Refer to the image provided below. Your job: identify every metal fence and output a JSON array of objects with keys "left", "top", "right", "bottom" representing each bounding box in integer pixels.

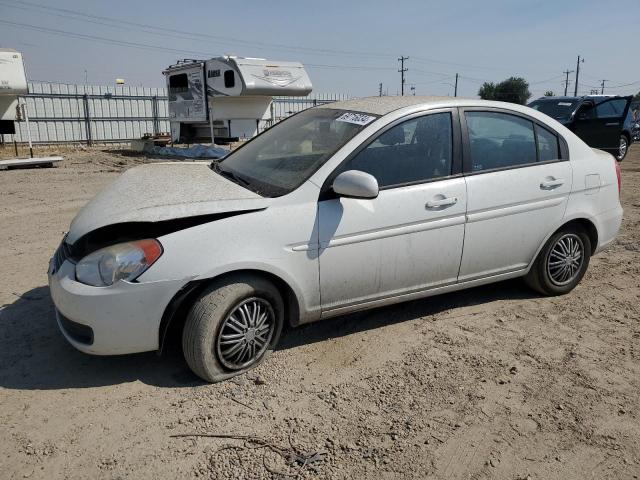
[
  {"left": 1, "top": 82, "right": 348, "bottom": 145},
  {"left": 271, "top": 93, "right": 351, "bottom": 123}
]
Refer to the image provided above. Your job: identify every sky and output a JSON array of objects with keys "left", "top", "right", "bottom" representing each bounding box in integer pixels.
[{"left": 1, "top": 0, "right": 639, "bottom": 99}]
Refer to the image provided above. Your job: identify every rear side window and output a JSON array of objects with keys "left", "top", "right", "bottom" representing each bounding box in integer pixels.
[
  {"left": 595, "top": 99, "right": 627, "bottom": 119},
  {"left": 340, "top": 112, "right": 453, "bottom": 188},
  {"left": 466, "top": 112, "right": 537, "bottom": 171},
  {"left": 536, "top": 124, "right": 560, "bottom": 162}
]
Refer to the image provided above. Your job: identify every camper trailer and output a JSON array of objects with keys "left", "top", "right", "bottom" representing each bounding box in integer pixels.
[
  {"left": 163, "top": 56, "right": 312, "bottom": 143},
  {"left": 0, "top": 49, "right": 28, "bottom": 135}
]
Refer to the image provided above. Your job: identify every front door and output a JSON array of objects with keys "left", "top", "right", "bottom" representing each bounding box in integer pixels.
[
  {"left": 572, "top": 96, "right": 632, "bottom": 151},
  {"left": 317, "top": 110, "right": 467, "bottom": 313},
  {"left": 458, "top": 109, "right": 573, "bottom": 280}
]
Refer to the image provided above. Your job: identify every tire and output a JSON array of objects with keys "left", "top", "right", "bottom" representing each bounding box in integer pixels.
[
  {"left": 616, "top": 134, "right": 629, "bottom": 161},
  {"left": 525, "top": 226, "right": 591, "bottom": 296},
  {"left": 182, "top": 274, "right": 284, "bottom": 383}
]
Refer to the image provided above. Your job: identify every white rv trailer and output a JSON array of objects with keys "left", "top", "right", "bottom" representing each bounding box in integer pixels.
[
  {"left": 163, "top": 56, "right": 312, "bottom": 143},
  {"left": 0, "top": 49, "right": 28, "bottom": 135}
]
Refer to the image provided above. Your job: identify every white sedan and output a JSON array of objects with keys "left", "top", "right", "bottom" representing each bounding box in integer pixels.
[{"left": 48, "top": 96, "right": 623, "bottom": 382}]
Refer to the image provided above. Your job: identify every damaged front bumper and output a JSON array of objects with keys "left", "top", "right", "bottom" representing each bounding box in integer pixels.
[{"left": 48, "top": 259, "right": 185, "bottom": 355}]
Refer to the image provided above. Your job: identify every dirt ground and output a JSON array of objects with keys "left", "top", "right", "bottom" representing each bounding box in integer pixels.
[{"left": 0, "top": 144, "right": 638, "bottom": 480}]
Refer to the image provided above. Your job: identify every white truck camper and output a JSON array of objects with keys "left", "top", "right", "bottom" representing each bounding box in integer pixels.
[
  {"left": 163, "top": 56, "right": 312, "bottom": 143},
  {"left": 0, "top": 48, "right": 28, "bottom": 135}
]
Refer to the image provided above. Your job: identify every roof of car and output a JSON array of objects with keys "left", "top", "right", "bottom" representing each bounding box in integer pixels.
[{"left": 318, "top": 95, "right": 463, "bottom": 116}]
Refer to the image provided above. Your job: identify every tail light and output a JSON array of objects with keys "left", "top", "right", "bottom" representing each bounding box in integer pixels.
[{"left": 614, "top": 158, "right": 621, "bottom": 198}]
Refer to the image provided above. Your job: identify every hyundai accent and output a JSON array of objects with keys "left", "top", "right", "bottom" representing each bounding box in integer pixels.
[{"left": 48, "top": 96, "right": 623, "bottom": 382}]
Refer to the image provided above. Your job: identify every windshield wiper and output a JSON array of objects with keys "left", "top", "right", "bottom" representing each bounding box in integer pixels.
[{"left": 210, "top": 161, "right": 265, "bottom": 194}]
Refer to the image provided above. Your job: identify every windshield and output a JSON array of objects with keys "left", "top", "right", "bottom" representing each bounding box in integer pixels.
[
  {"left": 215, "top": 108, "right": 378, "bottom": 197},
  {"left": 528, "top": 99, "right": 579, "bottom": 122}
]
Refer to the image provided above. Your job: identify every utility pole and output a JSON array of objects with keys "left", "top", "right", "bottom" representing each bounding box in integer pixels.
[
  {"left": 379, "top": 83, "right": 383, "bottom": 97},
  {"left": 454, "top": 73, "right": 459, "bottom": 97},
  {"left": 398, "top": 56, "right": 408, "bottom": 96},
  {"left": 563, "top": 69, "right": 574, "bottom": 96},
  {"left": 410, "top": 85, "right": 416, "bottom": 96},
  {"left": 600, "top": 79, "right": 608, "bottom": 94},
  {"left": 573, "top": 55, "right": 584, "bottom": 96}
]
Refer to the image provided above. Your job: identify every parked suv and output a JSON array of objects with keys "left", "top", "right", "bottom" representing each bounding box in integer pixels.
[{"left": 528, "top": 95, "right": 632, "bottom": 161}]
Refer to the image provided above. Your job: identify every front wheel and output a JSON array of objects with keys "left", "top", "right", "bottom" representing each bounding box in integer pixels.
[
  {"left": 182, "top": 275, "right": 284, "bottom": 383},
  {"left": 525, "top": 227, "right": 591, "bottom": 296},
  {"left": 616, "top": 135, "right": 629, "bottom": 161}
]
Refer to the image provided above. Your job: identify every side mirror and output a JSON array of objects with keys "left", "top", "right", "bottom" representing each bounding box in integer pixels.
[
  {"left": 576, "top": 104, "right": 594, "bottom": 121},
  {"left": 332, "top": 170, "right": 379, "bottom": 199}
]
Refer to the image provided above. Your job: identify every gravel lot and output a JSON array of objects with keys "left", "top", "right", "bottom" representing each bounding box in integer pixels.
[{"left": 0, "top": 145, "right": 638, "bottom": 479}]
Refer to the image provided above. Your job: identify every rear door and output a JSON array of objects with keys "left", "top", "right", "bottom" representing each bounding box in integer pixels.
[
  {"left": 458, "top": 109, "right": 572, "bottom": 281},
  {"left": 573, "top": 96, "right": 632, "bottom": 150}
]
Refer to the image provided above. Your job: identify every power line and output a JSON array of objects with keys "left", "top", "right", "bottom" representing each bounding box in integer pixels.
[
  {"left": 0, "top": 20, "right": 407, "bottom": 74},
  {"left": 0, "top": 0, "right": 396, "bottom": 60},
  {"left": 562, "top": 70, "right": 574, "bottom": 96},
  {"left": 600, "top": 79, "right": 608, "bottom": 94},
  {"left": 574, "top": 55, "right": 584, "bottom": 97},
  {"left": 5, "top": 2, "right": 638, "bottom": 94},
  {"left": 306, "top": 63, "right": 395, "bottom": 71},
  {"left": 3, "top": 0, "right": 590, "bottom": 81},
  {"left": 398, "top": 56, "right": 409, "bottom": 96},
  {"left": 0, "top": 19, "right": 216, "bottom": 57}
]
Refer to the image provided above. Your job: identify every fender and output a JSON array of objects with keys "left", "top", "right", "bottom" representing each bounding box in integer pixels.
[{"left": 525, "top": 211, "right": 600, "bottom": 273}]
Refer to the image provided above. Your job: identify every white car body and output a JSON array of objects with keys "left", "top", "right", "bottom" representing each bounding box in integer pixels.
[{"left": 48, "top": 96, "right": 623, "bottom": 356}]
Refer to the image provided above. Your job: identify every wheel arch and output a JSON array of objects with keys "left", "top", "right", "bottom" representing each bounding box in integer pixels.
[
  {"left": 562, "top": 218, "right": 598, "bottom": 255},
  {"left": 530, "top": 217, "right": 599, "bottom": 271},
  {"left": 158, "top": 269, "right": 302, "bottom": 354}
]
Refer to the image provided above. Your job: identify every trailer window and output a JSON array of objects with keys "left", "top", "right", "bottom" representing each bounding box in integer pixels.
[
  {"left": 224, "top": 70, "right": 235, "bottom": 88},
  {"left": 169, "top": 74, "right": 188, "bottom": 91},
  {"left": 168, "top": 73, "right": 189, "bottom": 101}
]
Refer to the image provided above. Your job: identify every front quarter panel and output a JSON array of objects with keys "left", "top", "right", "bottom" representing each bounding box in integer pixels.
[{"left": 137, "top": 182, "right": 322, "bottom": 323}]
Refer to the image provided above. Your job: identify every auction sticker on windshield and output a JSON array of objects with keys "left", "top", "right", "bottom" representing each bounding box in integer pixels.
[{"left": 336, "top": 112, "right": 377, "bottom": 126}]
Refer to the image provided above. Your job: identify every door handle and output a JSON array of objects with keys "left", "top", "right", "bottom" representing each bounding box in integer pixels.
[
  {"left": 540, "top": 178, "right": 564, "bottom": 189},
  {"left": 426, "top": 196, "right": 458, "bottom": 208},
  {"left": 605, "top": 122, "right": 620, "bottom": 127}
]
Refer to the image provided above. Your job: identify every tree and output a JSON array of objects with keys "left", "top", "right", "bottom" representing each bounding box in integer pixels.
[
  {"left": 478, "top": 82, "right": 497, "bottom": 100},
  {"left": 634, "top": 91, "right": 640, "bottom": 101},
  {"left": 478, "top": 77, "right": 532, "bottom": 105},
  {"left": 544, "top": 90, "right": 554, "bottom": 96}
]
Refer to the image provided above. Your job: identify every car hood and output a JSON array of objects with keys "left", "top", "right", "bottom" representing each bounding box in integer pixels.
[{"left": 66, "top": 162, "right": 270, "bottom": 244}]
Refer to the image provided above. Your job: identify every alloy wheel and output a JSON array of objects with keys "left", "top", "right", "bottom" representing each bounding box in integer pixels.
[
  {"left": 618, "top": 136, "right": 628, "bottom": 160},
  {"left": 215, "top": 297, "right": 275, "bottom": 370},
  {"left": 546, "top": 233, "right": 584, "bottom": 286}
]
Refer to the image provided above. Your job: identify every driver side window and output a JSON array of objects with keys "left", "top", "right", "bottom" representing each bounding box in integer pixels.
[{"left": 338, "top": 112, "right": 453, "bottom": 188}]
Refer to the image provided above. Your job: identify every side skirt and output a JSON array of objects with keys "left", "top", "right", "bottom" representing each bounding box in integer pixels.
[{"left": 317, "top": 268, "right": 527, "bottom": 320}]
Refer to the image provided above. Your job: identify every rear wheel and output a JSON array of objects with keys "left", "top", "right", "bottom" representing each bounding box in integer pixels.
[
  {"left": 182, "top": 275, "right": 284, "bottom": 383},
  {"left": 616, "top": 135, "right": 628, "bottom": 161},
  {"left": 525, "top": 226, "right": 591, "bottom": 296}
]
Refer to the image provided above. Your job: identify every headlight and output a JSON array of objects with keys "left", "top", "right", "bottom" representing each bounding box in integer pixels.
[{"left": 75, "top": 239, "right": 163, "bottom": 287}]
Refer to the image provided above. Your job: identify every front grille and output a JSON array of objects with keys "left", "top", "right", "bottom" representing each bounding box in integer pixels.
[
  {"left": 52, "top": 236, "right": 74, "bottom": 273},
  {"left": 57, "top": 310, "right": 94, "bottom": 345}
]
